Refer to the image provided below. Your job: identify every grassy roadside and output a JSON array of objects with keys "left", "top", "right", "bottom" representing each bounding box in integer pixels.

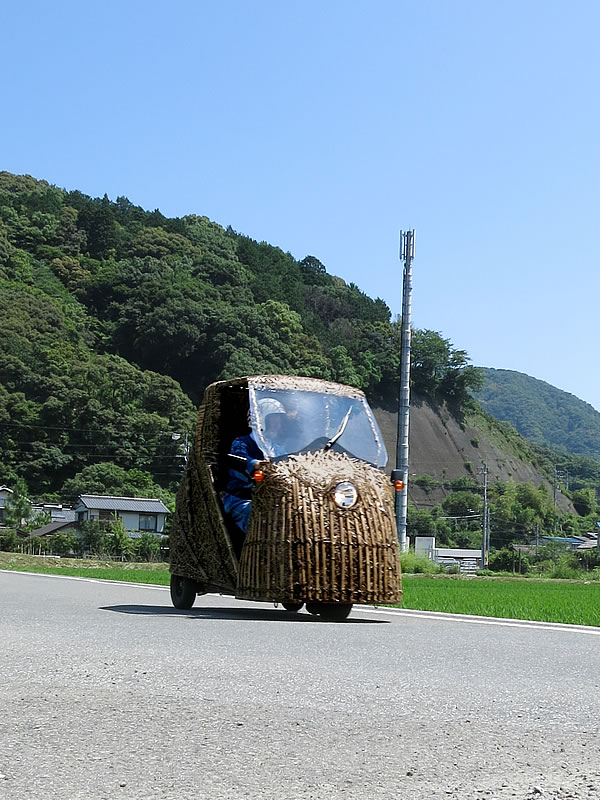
[
  {"left": 2, "top": 552, "right": 599, "bottom": 626},
  {"left": 0, "top": 551, "right": 171, "bottom": 585}
]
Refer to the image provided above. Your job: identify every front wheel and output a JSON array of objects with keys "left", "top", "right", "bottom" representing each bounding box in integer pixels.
[
  {"left": 170, "top": 575, "right": 197, "bottom": 609},
  {"left": 305, "top": 602, "right": 353, "bottom": 621}
]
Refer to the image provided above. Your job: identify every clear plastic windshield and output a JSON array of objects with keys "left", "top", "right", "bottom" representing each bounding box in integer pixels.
[{"left": 249, "top": 388, "right": 387, "bottom": 468}]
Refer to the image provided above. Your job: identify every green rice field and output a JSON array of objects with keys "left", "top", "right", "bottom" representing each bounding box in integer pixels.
[
  {"left": 1, "top": 553, "right": 599, "bottom": 627},
  {"left": 400, "top": 574, "right": 600, "bottom": 627}
]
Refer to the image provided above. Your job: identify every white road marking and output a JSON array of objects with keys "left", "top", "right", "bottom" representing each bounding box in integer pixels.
[{"left": 3, "top": 569, "right": 600, "bottom": 635}]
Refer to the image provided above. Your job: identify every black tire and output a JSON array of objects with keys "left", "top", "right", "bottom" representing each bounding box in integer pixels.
[
  {"left": 170, "top": 574, "right": 197, "bottom": 610},
  {"left": 306, "top": 602, "right": 353, "bottom": 621},
  {"left": 282, "top": 601, "right": 303, "bottom": 612}
]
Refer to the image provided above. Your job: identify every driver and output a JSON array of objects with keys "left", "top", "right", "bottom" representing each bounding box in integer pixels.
[{"left": 222, "top": 398, "right": 287, "bottom": 534}]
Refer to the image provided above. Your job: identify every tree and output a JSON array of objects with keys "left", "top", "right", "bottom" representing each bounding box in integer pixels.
[
  {"left": 78, "top": 195, "right": 118, "bottom": 259},
  {"left": 411, "top": 329, "right": 483, "bottom": 404},
  {"left": 299, "top": 255, "right": 330, "bottom": 286},
  {"left": 79, "top": 520, "right": 111, "bottom": 557},
  {"left": 407, "top": 507, "right": 437, "bottom": 538},
  {"left": 441, "top": 490, "right": 482, "bottom": 517},
  {"left": 108, "top": 517, "right": 135, "bottom": 561},
  {"left": 571, "top": 488, "right": 598, "bottom": 517},
  {"left": 61, "top": 464, "right": 172, "bottom": 506},
  {"left": 4, "top": 478, "right": 32, "bottom": 529}
]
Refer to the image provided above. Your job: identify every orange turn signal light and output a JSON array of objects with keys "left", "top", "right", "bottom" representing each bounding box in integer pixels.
[
  {"left": 253, "top": 470, "right": 264, "bottom": 483},
  {"left": 394, "top": 480, "right": 404, "bottom": 492}
]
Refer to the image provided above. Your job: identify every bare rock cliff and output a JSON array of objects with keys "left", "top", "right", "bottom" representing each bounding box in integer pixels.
[{"left": 371, "top": 395, "right": 573, "bottom": 513}]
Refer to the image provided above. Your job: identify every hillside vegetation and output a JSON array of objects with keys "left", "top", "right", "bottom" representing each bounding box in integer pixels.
[
  {"left": 0, "top": 171, "right": 481, "bottom": 498},
  {"left": 476, "top": 368, "right": 600, "bottom": 462},
  {"left": 1, "top": 172, "right": 599, "bottom": 563}
]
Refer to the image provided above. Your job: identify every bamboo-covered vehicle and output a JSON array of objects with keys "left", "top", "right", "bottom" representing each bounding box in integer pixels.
[{"left": 169, "top": 375, "right": 402, "bottom": 620}]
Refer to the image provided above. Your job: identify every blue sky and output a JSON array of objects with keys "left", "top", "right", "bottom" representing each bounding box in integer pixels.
[{"left": 3, "top": 0, "right": 600, "bottom": 410}]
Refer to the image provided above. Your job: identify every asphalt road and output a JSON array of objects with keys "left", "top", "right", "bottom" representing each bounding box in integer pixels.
[{"left": 1, "top": 571, "right": 599, "bottom": 800}]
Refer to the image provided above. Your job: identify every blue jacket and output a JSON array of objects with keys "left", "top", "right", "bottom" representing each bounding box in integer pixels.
[{"left": 225, "top": 434, "right": 265, "bottom": 498}]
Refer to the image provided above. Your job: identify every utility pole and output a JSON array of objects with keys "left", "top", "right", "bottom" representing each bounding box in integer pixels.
[
  {"left": 480, "top": 462, "right": 489, "bottom": 568},
  {"left": 395, "top": 229, "right": 415, "bottom": 552}
]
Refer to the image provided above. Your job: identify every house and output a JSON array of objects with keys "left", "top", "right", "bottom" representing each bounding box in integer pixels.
[
  {"left": 73, "top": 495, "right": 170, "bottom": 536},
  {"left": 0, "top": 486, "right": 13, "bottom": 527},
  {"left": 31, "top": 503, "right": 77, "bottom": 525},
  {"left": 0, "top": 487, "right": 75, "bottom": 531},
  {"left": 539, "top": 534, "right": 599, "bottom": 552}
]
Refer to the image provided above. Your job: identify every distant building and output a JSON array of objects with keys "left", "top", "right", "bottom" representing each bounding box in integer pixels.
[
  {"left": 30, "top": 503, "right": 77, "bottom": 525},
  {"left": 540, "top": 533, "right": 598, "bottom": 552},
  {"left": 73, "top": 494, "right": 170, "bottom": 537},
  {"left": 415, "top": 536, "right": 482, "bottom": 572},
  {"left": 2, "top": 488, "right": 171, "bottom": 541},
  {"left": 0, "top": 486, "right": 13, "bottom": 527}
]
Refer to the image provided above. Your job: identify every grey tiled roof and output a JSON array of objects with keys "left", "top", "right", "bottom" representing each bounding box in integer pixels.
[
  {"left": 27, "top": 520, "right": 78, "bottom": 537},
  {"left": 78, "top": 495, "right": 170, "bottom": 514}
]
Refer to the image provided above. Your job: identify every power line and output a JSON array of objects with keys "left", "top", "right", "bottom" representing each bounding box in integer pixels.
[{"left": 0, "top": 421, "right": 192, "bottom": 436}]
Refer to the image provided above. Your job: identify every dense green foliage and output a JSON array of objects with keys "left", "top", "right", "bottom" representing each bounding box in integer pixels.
[
  {"left": 408, "top": 471, "right": 600, "bottom": 551},
  {"left": 476, "top": 367, "right": 600, "bottom": 462},
  {"left": 0, "top": 171, "right": 482, "bottom": 499}
]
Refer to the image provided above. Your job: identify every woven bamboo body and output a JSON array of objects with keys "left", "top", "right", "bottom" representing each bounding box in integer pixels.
[
  {"left": 169, "top": 385, "right": 240, "bottom": 593},
  {"left": 170, "top": 376, "right": 402, "bottom": 606},
  {"left": 237, "top": 451, "right": 402, "bottom": 605}
]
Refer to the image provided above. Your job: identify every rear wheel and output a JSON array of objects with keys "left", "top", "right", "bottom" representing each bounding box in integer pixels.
[
  {"left": 281, "top": 601, "right": 303, "bottom": 612},
  {"left": 170, "top": 575, "right": 197, "bottom": 609},
  {"left": 319, "top": 603, "right": 353, "bottom": 621},
  {"left": 305, "top": 602, "right": 353, "bottom": 621}
]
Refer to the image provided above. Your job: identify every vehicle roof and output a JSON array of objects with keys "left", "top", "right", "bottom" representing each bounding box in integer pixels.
[{"left": 205, "top": 375, "right": 366, "bottom": 398}]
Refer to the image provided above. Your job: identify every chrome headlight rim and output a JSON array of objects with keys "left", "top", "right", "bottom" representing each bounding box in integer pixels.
[{"left": 332, "top": 480, "right": 358, "bottom": 509}]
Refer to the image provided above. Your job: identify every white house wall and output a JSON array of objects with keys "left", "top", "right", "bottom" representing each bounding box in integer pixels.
[{"left": 119, "top": 512, "right": 166, "bottom": 533}]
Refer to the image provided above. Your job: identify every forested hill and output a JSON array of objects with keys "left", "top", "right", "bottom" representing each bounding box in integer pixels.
[
  {"left": 0, "top": 172, "right": 482, "bottom": 497},
  {"left": 475, "top": 368, "right": 600, "bottom": 462}
]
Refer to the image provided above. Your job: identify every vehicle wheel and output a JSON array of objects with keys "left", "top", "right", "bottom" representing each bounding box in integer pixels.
[
  {"left": 282, "top": 601, "right": 303, "bottom": 612},
  {"left": 306, "top": 602, "right": 353, "bottom": 621},
  {"left": 170, "top": 575, "right": 197, "bottom": 609},
  {"left": 319, "top": 603, "right": 353, "bottom": 621}
]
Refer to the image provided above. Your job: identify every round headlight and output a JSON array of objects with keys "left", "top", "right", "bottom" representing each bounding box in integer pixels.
[{"left": 333, "top": 481, "right": 358, "bottom": 509}]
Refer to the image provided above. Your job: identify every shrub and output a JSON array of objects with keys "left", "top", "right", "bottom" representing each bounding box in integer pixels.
[
  {"left": 135, "top": 533, "right": 163, "bottom": 562},
  {"left": 413, "top": 474, "right": 440, "bottom": 491},
  {"left": 400, "top": 551, "right": 442, "bottom": 574},
  {"left": 46, "top": 532, "right": 78, "bottom": 557},
  {"left": 487, "top": 547, "right": 532, "bottom": 573},
  {"left": 0, "top": 529, "right": 19, "bottom": 552},
  {"left": 548, "top": 555, "right": 580, "bottom": 580}
]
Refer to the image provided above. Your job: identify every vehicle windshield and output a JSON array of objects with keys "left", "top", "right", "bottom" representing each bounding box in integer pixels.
[{"left": 249, "top": 388, "right": 387, "bottom": 468}]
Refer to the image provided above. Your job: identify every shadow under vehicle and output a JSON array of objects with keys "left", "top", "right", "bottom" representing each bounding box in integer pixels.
[{"left": 169, "top": 375, "right": 402, "bottom": 620}]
